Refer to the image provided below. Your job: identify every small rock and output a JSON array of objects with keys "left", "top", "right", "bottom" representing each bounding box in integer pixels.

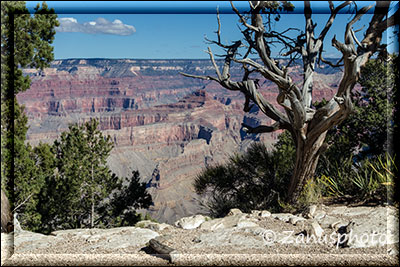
[
  {"left": 271, "top": 213, "right": 293, "bottom": 223},
  {"left": 199, "top": 219, "right": 225, "bottom": 231},
  {"left": 319, "top": 214, "right": 347, "bottom": 229},
  {"left": 289, "top": 216, "right": 306, "bottom": 226},
  {"left": 260, "top": 210, "right": 271, "bottom": 218},
  {"left": 200, "top": 214, "right": 246, "bottom": 230},
  {"left": 227, "top": 208, "right": 242, "bottom": 216},
  {"left": 313, "top": 211, "right": 326, "bottom": 221},
  {"left": 86, "top": 235, "right": 101, "bottom": 244},
  {"left": 136, "top": 220, "right": 172, "bottom": 231},
  {"left": 329, "top": 221, "right": 343, "bottom": 230},
  {"left": 310, "top": 221, "right": 324, "bottom": 238},
  {"left": 306, "top": 205, "right": 317, "bottom": 219},
  {"left": 388, "top": 247, "right": 399, "bottom": 256},
  {"left": 170, "top": 250, "right": 180, "bottom": 264},
  {"left": 251, "top": 210, "right": 261, "bottom": 216},
  {"left": 149, "top": 238, "right": 179, "bottom": 263},
  {"left": 192, "top": 237, "right": 201, "bottom": 243},
  {"left": 150, "top": 223, "right": 171, "bottom": 231},
  {"left": 174, "top": 214, "right": 207, "bottom": 230}
]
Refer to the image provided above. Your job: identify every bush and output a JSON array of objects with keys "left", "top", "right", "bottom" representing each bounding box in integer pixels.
[{"left": 194, "top": 141, "right": 292, "bottom": 217}]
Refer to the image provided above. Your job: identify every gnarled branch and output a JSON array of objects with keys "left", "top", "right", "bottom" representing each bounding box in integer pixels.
[{"left": 242, "top": 121, "right": 284, "bottom": 134}]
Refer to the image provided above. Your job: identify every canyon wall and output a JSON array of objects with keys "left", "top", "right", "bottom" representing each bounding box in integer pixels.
[{"left": 18, "top": 58, "right": 339, "bottom": 223}]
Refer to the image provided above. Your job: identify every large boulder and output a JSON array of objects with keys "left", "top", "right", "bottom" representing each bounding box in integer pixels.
[
  {"left": 15, "top": 230, "right": 58, "bottom": 253},
  {"left": 15, "top": 227, "right": 160, "bottom": 253},
  {"left": 83, "top": 227, "right": 159, "bottom": 250},
  {"left": 236, "top": 219, "right": 259, "bottom": 229},
  {"left": 199, "top": 213, "right": 246, "bottom": 230},
  {"left": 344, "top": 206, "right": 399, "bottom": 248}
]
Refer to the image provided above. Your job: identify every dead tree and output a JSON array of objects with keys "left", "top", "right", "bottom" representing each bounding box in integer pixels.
[{"left": 181, "top": 1, "right": 399, "bottom": 204}]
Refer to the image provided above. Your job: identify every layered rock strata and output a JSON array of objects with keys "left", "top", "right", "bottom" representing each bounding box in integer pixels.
[{"left": 18, "top": 59, "right": 339, "bottom": 223}]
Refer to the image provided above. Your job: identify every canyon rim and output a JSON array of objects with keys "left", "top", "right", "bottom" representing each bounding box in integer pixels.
[{"left": 17, "top": 58, "right": 340, "bottom": 223}]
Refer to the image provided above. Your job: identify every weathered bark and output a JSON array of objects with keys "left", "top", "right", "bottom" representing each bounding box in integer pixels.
[
  {"left": 181, "top": 1, "right": 397, "bottom": 204},
  {"left": 288, "top": 131, "right": 328, "bottom": 202},
  {"left": 1, "top": 189, "right": 13, "bottom": 233}
]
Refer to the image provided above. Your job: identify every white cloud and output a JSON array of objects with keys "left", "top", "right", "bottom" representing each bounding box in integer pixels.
[
  {"left": 56, "top": 17, "right": 136, "bottom": 36},
  {"left": 60, "top": 17, "right": 78, "bottom": 23}
]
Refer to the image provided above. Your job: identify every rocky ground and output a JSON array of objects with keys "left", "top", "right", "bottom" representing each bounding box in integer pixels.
[{"left": 1, "top": 204, "right": 399, "bottom": 266}]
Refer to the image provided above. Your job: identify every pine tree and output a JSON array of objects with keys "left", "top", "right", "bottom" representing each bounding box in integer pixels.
[
  {"left": 1, "top": 1, "right": 59, "bottom": 211},
  {"left": 81, "top": 119, "right": 114, "bottom": 228},
  {"left": 97, "top": 170, "right": 153, "bottom": 227},
  {"left": 53, "top": 119, "right": 117, "bottom": 229},
  {"left": 21, "top": 125, "right": 152, "bottom": 233},
  {"left": 52, "top": 123, "right": 89, "bottom": 229},
  {"left": 319, "top": 56, "right": 397, "bottom": 170},
  {"left": 32, "top": 143, "right": 57, "bottom": 233}
]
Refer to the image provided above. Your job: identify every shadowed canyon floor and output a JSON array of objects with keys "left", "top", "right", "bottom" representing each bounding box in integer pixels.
[
  {"left": 1, "top": 205, "right": 398, "bottom": 266},
  {"left": 18, "top": 58, "right": 341, "bottom": 223}
]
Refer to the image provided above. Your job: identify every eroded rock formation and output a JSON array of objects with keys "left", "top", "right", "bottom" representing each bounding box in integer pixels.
[{"left": 17, "top": 59, "right": 339, "bottom": 223}]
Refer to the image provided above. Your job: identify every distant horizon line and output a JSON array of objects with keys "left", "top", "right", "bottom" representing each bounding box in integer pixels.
[{"left": 53, "top": 57, "right": 342, "bottom": 61}]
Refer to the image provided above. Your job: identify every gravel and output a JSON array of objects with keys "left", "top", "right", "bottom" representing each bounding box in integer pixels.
[{"left": 2, "top": 205, "right": 398, "bottom": 266}]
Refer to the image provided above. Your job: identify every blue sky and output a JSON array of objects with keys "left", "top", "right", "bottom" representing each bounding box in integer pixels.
[{"left": 26, "top": 1, "right": 398, "bottom": 60}]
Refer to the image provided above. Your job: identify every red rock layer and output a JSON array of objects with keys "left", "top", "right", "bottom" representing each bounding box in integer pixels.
[{"left": 18, "top": 59, "right": 341, "bottom": 223}]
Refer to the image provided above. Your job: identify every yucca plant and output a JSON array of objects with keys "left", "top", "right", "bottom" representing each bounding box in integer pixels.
[
  {"left": 369, "top": 153, "right": 396, "bottom": 185},
  {"left": 351, "top": 162, "right": 380, "bottom": 197},
  {"left": 319, "top": 174, "right": 345, "bottom": 197},
  {"left": 367, "top": 153, "right": 397, "bottom": 203}
]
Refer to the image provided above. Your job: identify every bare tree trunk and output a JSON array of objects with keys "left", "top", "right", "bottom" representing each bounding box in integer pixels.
[
  {"left": 91, "top": 198, "right": 94, "bottom": 228},
  {"left": 90, "top": 164, "right": 94, "bottom": 228},
  {"left": 288, "top": 131, "right": 327, "bottom": 203}
]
